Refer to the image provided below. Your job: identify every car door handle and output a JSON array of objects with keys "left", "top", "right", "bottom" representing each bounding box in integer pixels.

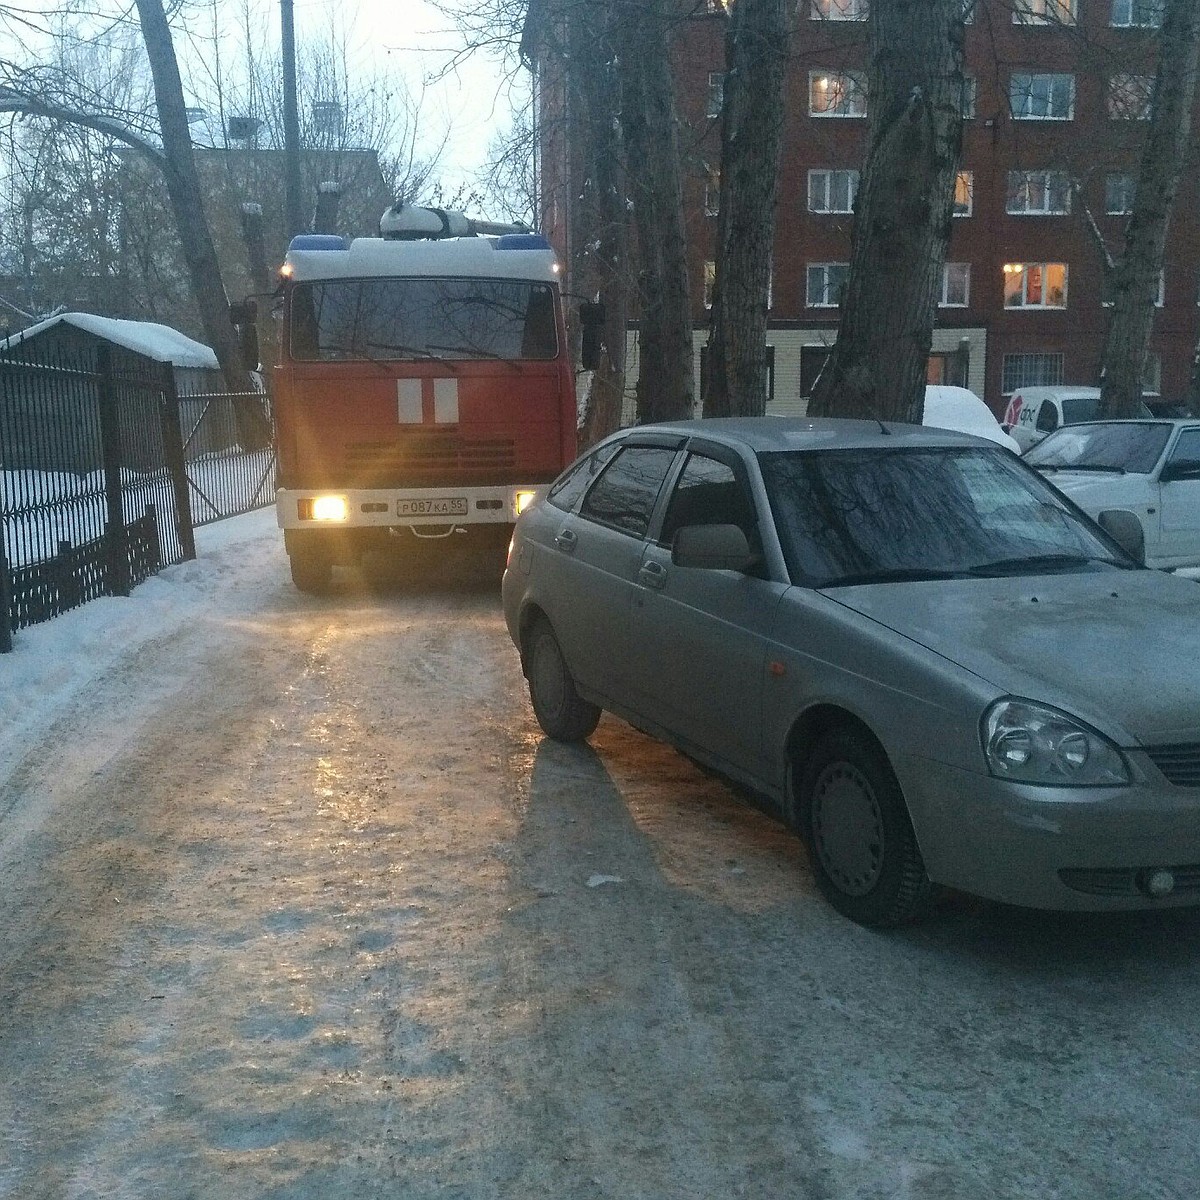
[
  {"left": 638, "top": 560, "right": 668, "bottom": 590},
  {"left": 554, "top": 528, "right": 578, "bottom": 554}
]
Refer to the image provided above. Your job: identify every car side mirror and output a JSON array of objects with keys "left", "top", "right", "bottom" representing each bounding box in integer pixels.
[
  {"left": 1098, "top": 509, "right": 1145, "bottom": 567},
  {"left": 1159, "top": 461, "right": 1200, "bottom": 484},
  {"left": 672, "top": 523, "right": 755, "bottom": 572},
  {"left": 580, "top": 301, "right": 605, "bottom": 371}
]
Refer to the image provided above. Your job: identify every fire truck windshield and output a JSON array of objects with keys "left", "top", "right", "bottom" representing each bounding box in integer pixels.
[{"left": 289, "top": 277, "right": 559, "bottom": 363}]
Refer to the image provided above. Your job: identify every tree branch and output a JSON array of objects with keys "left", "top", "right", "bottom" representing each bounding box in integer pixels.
[{"left": 0, "top": 88, "right": 165, "bottom": 166}]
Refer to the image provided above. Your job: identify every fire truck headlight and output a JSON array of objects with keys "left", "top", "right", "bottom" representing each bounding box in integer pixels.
[
  {"left": 310, "top": 494, "right": 349, "bottom": 522},
  {"left": 515, "top": 490, "right": 538, "bottom": 516}
]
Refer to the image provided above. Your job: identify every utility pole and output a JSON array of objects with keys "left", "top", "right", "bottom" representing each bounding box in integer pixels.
[{"left": 280, "top": 0, "right": 303, "bottom": 238}]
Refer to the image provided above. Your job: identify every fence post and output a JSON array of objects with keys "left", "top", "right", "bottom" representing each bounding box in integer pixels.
[
  {"left": 159, "top": 365, "right": 197, "bottom": 562},
  {"left": 0, "top": 524, "right": 11, "bottom": 653},
  {"left": 96, "top": 344, "right": 130, "bottom": 597}
]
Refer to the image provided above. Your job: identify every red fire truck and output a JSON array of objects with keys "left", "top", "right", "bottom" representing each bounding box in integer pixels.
[{"left": 261, "top": 204, "right": 587, "bottom": 592}]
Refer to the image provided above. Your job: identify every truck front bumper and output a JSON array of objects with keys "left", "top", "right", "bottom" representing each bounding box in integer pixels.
[{"left": 276, "top": 484, "right": 542, "bottom": 530}]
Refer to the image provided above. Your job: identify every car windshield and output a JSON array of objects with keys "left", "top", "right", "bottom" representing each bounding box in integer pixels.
[
  {"left": 1059, "top": 397, "right": 1154, "bottom": 424},
  {"left": 1025, "top": 422, "right": 1172, "bottom": 473},
  {"left": 759, "top": 446, "right": 1130, "bottom": 588},
  {"left": 289, "top": 277, "right": 559, "bottom": 362}
]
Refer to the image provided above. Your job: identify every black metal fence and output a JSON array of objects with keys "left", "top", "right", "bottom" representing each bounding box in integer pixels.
[{"left": 0, "top": 344, "right": 275, "bottom": 651}]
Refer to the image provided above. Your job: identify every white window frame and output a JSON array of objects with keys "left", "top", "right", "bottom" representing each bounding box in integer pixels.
[
  {"left": 1143, "top": 353, "right": 1162, "bottom": 393},
  {"left": 963, "top": 0, "right": 976, "bottom": 23},
  {"left": 1108, "top": 74, "right": 1155, "bottom": 120},
  {"left": 704, "top": 166, "right": 720, "bottom": 217},
  {"left": 1111, "top": 0, "right": 1163, "bottom": 27},
  {"left": 812, "top": 0, "right": 868, "bottom": 18},
  {"left": 809, "top": 71, "right": 868, "bottom": 118},
  {"left": 961, "top": 76, "right": 977, "bottom": 119},
  {"left": 1002, "top": 352, "right": 1065, "bottom": 394},
  {"left": 1012, "top": 0, "right": 1076, "bottom": 23},
  {"left": 1010, "top": 73, "right": 1075, "bottom": 121},
  {"left": 1105, "top": 173, "right": 1136, "bottom": 215},
  {"left": 807, "top": 262, "right": 849, "bottom": 308},
  {"left": 1006, "top": 170, "right": 1072, "bottom": 216},
  {"left": 940, "top": 263, "right": 971, "bottom": 308},
  {"left": 707, "top": 72, "right": 725, "bottom": 119},
  {"left": 954, "top": 171, "right": 974, "bottom": 217},
  {"left": 704, "top": 261, "right": 716, "bottom": 309},
  {"left": 1004, "top": 262, "right": 1069, "bottom": 309},
  {"left": 808, "top": 168, "right": 860, "bottom": 214},
  {"left": 1102, "top": 270, "right": 1165, "bottom": 308}
]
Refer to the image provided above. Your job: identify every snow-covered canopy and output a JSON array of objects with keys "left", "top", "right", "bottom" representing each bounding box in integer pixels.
[{"left": 4, "top": 313, "right": 220, "bottom": 370}]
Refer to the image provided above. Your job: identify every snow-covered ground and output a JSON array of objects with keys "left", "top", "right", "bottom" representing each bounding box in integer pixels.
[{"left": 0, "top": 506, "right": 279, "bottom": 793}]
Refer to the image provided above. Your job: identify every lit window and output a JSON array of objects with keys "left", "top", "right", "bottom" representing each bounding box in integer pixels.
[
  {"left": 954, "top": 171, "right": 974, "bottom": 216},
  {"left": 704, "top": 261, "right": 716, "bottom": 309},
  {"left": 707, "top": 72, "right": 725, "bottom": 118},
  {"left": 1002, "top": 352, "right": 1064, "bottom": 393},
  {"left": 1111, "top": 0, "right": 1163, "bottom": 27},
  {"left": 809, "top": 71, "right": 868, "bottom": 118},
  {"left": 1012, "top": 0, "right": 1075, "bottom": 23},
  {"left": 1108, "top": 74, "right": 1155, "bottom": 119},
  {"left": 1105, "top": 173, "right": 1136, "bottom": 214},
  {"left": 808, "top": 169, "right": 859, "bottom": 213},
  {"left": 1004, "top": 262, "right": 1069, "bottom": 308},
  {"left": 704, "top": 166, "right": 720, "bottom": 217},
  {"left": 807, "top": 263, "right": 850, "bottom": 307},
  {"left": 812, "top": 0, "right": 868, "bottom": 18},
  {"left": 1010, "top": 73, "right": 1075, "bottom": 120},
  {"left": 941, "top": 263, "right": 971, "bottom": 307},
  {"left": 961, "top": 76, "right": 977, "bottom": 119},
  {"left": 1102, "top": 270, "right": 1165, "bottom": 307},
  {"left": 1006, "top": 170, "right": 1071, "bottom": 215}
]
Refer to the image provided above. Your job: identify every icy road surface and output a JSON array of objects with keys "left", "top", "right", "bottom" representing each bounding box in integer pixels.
[{"left": 2, "top": 512, "right": 1200, "bottom": 1198}]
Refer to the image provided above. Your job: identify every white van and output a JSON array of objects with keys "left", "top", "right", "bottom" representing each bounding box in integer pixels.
[{"left": 1003, "top": 386, "right": 1155, "bottom": 453}]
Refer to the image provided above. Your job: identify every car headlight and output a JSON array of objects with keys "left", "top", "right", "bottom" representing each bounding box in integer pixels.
[{"left": 982, "top": 698, "right": 1130, "bottom": 787}]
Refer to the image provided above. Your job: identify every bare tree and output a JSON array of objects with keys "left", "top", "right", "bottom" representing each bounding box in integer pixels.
[{"left": 809, "top": 0, "right": 965, "bottom": 422}]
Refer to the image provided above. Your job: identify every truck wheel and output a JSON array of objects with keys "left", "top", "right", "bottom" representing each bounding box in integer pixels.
[
  {"left": 289, "top": 549, "right": 333, "bottom": 594},
  {"left": 526, "top": 618, "right": 601, "bottom": 742},
  {"left": 797, "top": 726, "right": 932, "bottom": 927}
]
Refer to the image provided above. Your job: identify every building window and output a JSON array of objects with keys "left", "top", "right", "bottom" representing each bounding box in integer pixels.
[
  {"left": 1105, "top": 173, "right": 1136, "bottom": 214},
  {"left": 1002, "top": 352, "right": 1065, "bottom": 393},
  {"left": 1108, "top": 74, "right": 1155, "bottom": 119},
  {"left": 1102, "top": 270, "right": 1165, "bottom": 307},
  {"left": 941, "top": 263, "right": 971, "bottom": 307},
  {"left": 1004, "top": 262, "right": 1068, "bottom": 308},
  {"left": 704, "top": 166, "right": 720, "bottom": 217},
  {"left": 808, "top": 169, "right": 859, "bottom": 213},
  {"left": 954, "top": 171, "right": 973, "bottom": 216},
  {"left": 807, "top": 263, "right": 850, "bottom": 307},
  {"left": 1010, "top": 73, "right": 1075, "bottom": 120},
  {"left": 1006, "top": 170, "right": 1071, "bottom": 215},
  {"left": 704, "top": 261, "right": 716, "bottom": 309},
  {"left": 1112, "top": 0, "right": 1163, "bottom": 27},
  {"left": 810, "top": 71, "right": 868, "bottom": 118},
  {"left": 961, "top": 76, "right": 977, "bottom": 119},
  {"left": 1143, "top": 353, "right": 1162, "bottom": 393},
  {"left": 1012, "top": 0, "right": 1076, "bottom": 23},
  {"left": 812, "top": 0, "right": 868, "bottom": 17},
  {"left": 701, "top": 344, "right": 776, "bottom": 402},
  {"left": 707, "top": 72, "right": 725, "bottom": 118}
]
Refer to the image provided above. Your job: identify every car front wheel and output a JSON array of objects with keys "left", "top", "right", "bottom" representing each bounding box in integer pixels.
[
  {"left": 526, "top": 618, "right": 601, "bottom": 742},
  {"left": 798, "top": 726, "right": 933, "bottom": 927}
]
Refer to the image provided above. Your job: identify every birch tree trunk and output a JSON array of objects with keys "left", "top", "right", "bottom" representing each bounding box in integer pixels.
[
  {"left": 615, "top": 0, "right": 694, "bottom": 425},
  {"left": 1099, "top": 0, "right": 1200, "bottom": 419},
  {"left": 703, "top": 0, "right": 792, "bottom": 419},
  {"left": 808, "top": 0, "right": 964, "bottom": 423}
]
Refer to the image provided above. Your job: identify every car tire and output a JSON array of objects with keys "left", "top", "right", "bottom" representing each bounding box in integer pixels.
[
  {"left": 526, "top": 618, "right": 601, "bottom": 742},
  {"left": 289, "top": 549, "right": 333, "bottom": 595},
  {"left": 797, "top": 726, "right": 933, "bottom": 928}
]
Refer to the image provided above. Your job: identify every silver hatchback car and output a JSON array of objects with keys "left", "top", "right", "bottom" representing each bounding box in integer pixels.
[{"left": 502, "top": 419, "right": 1200, "bottom": 926}]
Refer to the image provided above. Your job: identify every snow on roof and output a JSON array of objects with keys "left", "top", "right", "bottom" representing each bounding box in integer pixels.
[
  {"left": 286, "top": 237, "right": 560, "bottom": 285},
  {"left": 5, "top": 312, "right": 221, "bottom": 370}
]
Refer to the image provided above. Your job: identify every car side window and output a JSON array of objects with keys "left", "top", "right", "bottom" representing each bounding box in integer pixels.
[
  {"left": 579, "top": 446, "right": 678, "bottom": 537},
  {"left": 659, "top": 453, "right": 758, "bottom": 546},
  {"left": 545, "top": 442, "right": 619, "bottom": 512},
  {"left": 1166, "top": 429, "right": 1200, "bottom": 473},
  {"left": 1036, "top": 402, "right": 1059, "bottom": 433}
]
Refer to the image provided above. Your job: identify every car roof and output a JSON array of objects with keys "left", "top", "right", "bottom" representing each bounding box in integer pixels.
[
  {"left": 611, "top": 416, "right": 995, "bottom": 453},
  {"left": 1042, "top": 418, "right": 1199, "bottom": 431}
]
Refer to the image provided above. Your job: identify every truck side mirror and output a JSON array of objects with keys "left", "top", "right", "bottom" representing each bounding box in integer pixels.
[
  {"left": 1098, "top": 509, "right": 1145, "bottom": 567},
  {"left": 580, "top": 301, "right": 605, "bottom": 371},
  {"left": 230, "top": 299, "right": 260, "bottom": 371}
]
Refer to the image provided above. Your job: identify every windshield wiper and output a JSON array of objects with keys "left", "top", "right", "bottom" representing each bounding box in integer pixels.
[
  {"left": 426, "top": 342, "right": 519, "bottom": 372},
  {"left": 820, "top": 566, "right": 980, "bottom": 588},
  {"left": 968, "top": 553, "right": 1129, "bottom": 576},
  {"left": 366, "top": 342, "right": 459, "bottom": 371}
]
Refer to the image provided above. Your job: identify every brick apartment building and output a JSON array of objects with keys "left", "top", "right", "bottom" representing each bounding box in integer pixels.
[{"left": 526, "top": 0, "right": 1200, "bottom": 418}]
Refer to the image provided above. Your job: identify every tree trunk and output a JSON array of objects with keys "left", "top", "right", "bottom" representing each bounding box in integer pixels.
[
  {"left": 808, "top": 0, "right": 964, "bottom": 423},
  {"left": 703, "top": 0, "right": 792, "bottom": 419},
  {"left": 134, "top": 0, "right": 269, "bottom": 448},
  {"left": 1099, "top": 0, "right": 1200, "bottom": 419},
  {"left": 615, "top": 0, "right": 694, "bottom": 425}
]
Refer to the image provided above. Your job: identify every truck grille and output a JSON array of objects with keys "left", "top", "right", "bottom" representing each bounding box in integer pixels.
[
  {"left": 344, "top": 433, "right": 517, "bottom": 487},
  {"left": 1144, "top": 744, "right": 1200, "bottom": 787}
]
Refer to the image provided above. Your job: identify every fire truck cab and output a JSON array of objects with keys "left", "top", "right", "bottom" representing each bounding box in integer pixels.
[{"left": 269, "top": 205, "right": 578, "bottom": 592}]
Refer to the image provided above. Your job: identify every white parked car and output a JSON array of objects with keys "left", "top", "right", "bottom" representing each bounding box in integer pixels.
[
  {"left": 1025, "top": 419, "right": 1200, "bottom": 570},
  {"left": 924, "top": 385, "right": 1020, "bottom": 453},
  {"left": 1003, "top": 386, "right": 1155, "bottom": 453}
]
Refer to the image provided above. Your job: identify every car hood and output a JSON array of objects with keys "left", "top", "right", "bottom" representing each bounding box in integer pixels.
[
  {"left": 824, "top": 571, "right": 1200, "bottom": 746},
  {"left": 1038, "top": 471, "right": 1151, "bottom": 510}
]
